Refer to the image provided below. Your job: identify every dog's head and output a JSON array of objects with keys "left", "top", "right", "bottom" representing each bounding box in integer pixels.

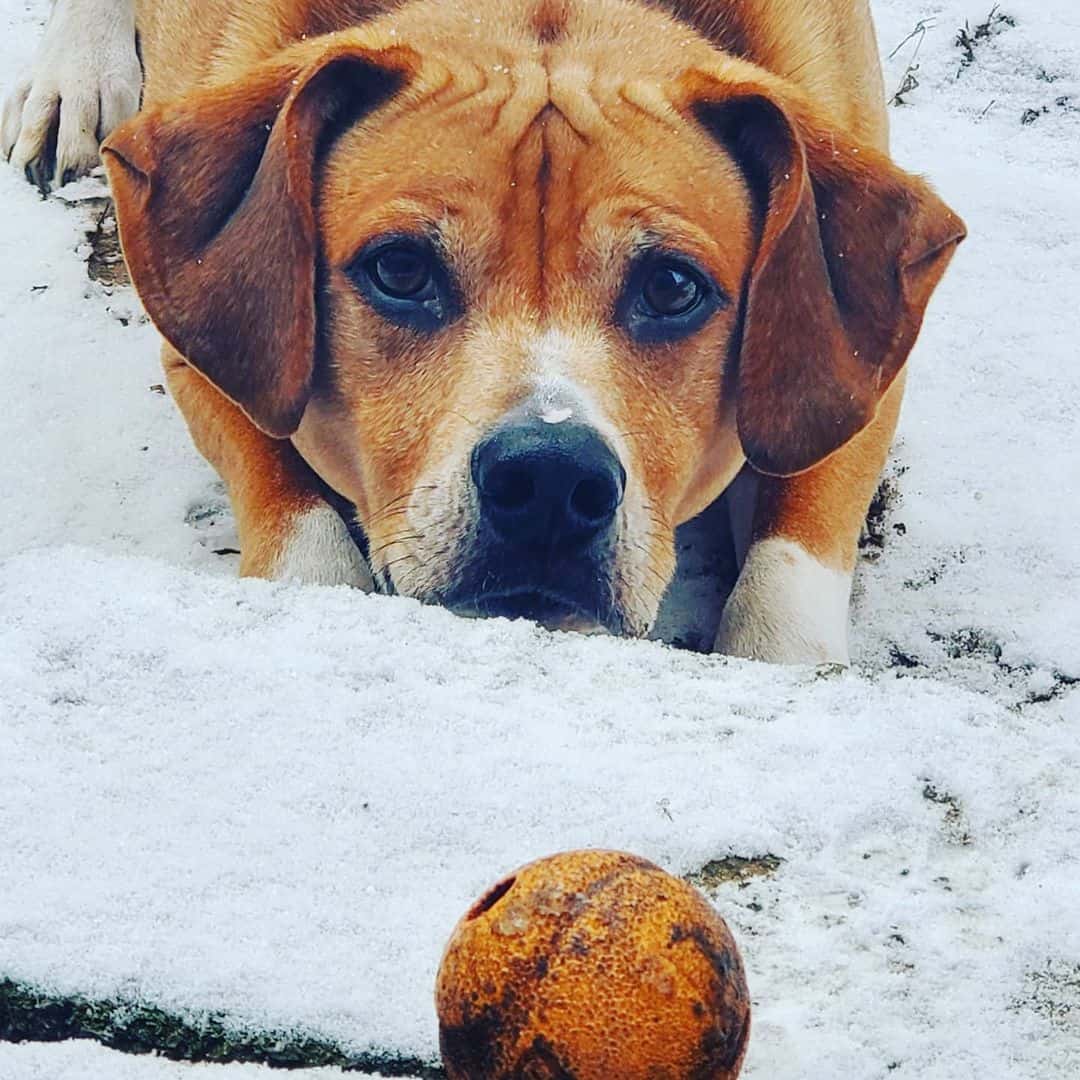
[{"left": 103, "top": 0, "right": 964, "bottom": 635}]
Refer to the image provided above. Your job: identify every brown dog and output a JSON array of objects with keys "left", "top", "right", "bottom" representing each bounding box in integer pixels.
[{"left": 6, "top": 0, "right": 964, "bottom": 663}]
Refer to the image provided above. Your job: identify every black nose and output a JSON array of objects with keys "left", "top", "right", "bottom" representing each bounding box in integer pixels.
[{"left": 471, "top": 420, "right": 626, "bottom": 551}]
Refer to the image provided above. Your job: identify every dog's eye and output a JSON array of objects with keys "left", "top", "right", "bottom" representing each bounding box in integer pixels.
[
  {"left": 348, "top": 236, "right": 459, "bottom": 334},
  {"left": 641, "top": 264, "right": 705, "bottom": 317},
  {"left": 368, "top": 246, "right": 432, "bottom": 299},
  {"left": 617, "top": 253, "right": 724, "bottom": 344}
]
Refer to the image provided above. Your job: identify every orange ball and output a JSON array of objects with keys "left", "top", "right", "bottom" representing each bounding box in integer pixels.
[{"left": 436, "top": 850, "right": 750, "bottom": 1079}]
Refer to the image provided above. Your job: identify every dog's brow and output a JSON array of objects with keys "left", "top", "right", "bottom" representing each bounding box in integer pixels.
[
  {"left": 548, "top": 63, "right": 606, "bottom": 140},
  {"left": 617, "top": 81, "right": 683, "bottom": 132},
  {"left": 486, "top": 58, "right": 550, "bottom": 139}
]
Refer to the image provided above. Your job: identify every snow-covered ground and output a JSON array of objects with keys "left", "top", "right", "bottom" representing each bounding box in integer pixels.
[
  {"left": 0, "top": 1042, "right": 364, "bottom": 1080},
  {"left": 1, "top": 1, "right": 1078, "bottom": 1078}
]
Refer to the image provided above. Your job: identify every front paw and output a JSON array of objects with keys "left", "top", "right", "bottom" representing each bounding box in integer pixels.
[
  {"left": 243, "top": 503, "right": 375, "bottom": 591},
  {"left": 3, "top": 0, "right": 141, "bottom": 190},
  {"left": 714, "top": 537, "right": 852, "bottom": 665}
]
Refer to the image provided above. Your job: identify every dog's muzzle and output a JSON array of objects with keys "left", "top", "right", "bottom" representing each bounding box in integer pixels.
[{"left": 445, "top": 418, "right": 626, "bottom": 631}]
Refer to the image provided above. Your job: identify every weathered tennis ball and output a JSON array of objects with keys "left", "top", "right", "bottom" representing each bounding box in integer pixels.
[{"left": 436, "top": 849, "right": 750, "bottom": 1079}]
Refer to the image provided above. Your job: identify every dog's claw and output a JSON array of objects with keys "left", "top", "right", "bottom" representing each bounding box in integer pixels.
[
  {"left": 28, "top": 157, "right": 52, "bottom": 196},
  {"left": 3, "top": 0, "right": 141, "bottom": 191}
]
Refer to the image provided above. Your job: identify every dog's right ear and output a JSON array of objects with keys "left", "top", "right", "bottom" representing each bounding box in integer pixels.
[
  {"left": 102, "top": 37, "right": 417, "bottom": 437},
  {"left": 676, "top": 70, "right": 964, "bottom": 477}
]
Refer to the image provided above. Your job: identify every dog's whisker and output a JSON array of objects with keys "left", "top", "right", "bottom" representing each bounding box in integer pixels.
[
  {"left": 630, "top": 545, "right": 671, "bottom": 591},
  {"left": 377, "top": 551, "right": 422, "bottom": 589},
  {"left": 368, "top": 484, "right": 438, "bottom": 519},
  {"left": 368, "top": 533, "right": 425, "bottom": 562},
  {"left": 364, "top": 505, "right": 414, "bottom": 532},
  {"left": 363, "top": 485, "right": 441, "bottom": 531},
  {"left": 443, "top": 409, "right": 481, "bottom": 429},
  {"left": 641, "top": 502, "right": 672, "bottom": 533}
]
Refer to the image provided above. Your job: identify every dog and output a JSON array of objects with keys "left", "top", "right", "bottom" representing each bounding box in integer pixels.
[{"left": 4, "top": 0, "right": 965, "bottom": 663}]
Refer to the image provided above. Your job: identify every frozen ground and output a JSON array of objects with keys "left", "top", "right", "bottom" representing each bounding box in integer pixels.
[{"left": 1, "top": 0, "right": 1078, "bottom": 1078}]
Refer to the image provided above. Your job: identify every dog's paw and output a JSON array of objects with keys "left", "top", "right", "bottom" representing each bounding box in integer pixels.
[
  {"left": 252, "top": 503, "right": 375, "bottom": 591},
  {"left": 3, "top": 0, "right": 140, "bottom": 191},
  {"left": 715, "top": 537, "right": 852, "bottom": 665}
]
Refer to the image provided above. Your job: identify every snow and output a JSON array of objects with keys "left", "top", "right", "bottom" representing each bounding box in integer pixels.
[
  {"left": 0, "top": 1042, "right": 363, "bottom": 1080},
  {"left": 3, "top": 547, "right": 1077, "bottom": 1078},
  {"left": 856, "top": 0, "right": 1080, "bottom": 688},
  {"left": 1, "top": 1, "right": 1078, "bottom": 1078}
]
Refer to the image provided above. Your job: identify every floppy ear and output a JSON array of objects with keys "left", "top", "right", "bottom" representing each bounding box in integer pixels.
[
  {"left": 102, "top": 39, "right": 416, "bottom": 437},
  {"left": 681, "top": 74, "right": 966, "bottom": 476}
]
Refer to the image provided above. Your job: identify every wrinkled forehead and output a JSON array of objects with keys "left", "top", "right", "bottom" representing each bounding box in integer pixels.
[{"left": 319, "top": 46, "right": 753, "bottom": 299}]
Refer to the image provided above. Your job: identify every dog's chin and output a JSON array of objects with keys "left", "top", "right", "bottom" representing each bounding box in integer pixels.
[{"left": 449, "top": 588, "right": 615, "bottom": 636}]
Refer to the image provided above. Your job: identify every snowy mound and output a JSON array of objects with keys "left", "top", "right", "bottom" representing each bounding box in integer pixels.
[{"left": 3, "top": 549, "right": 1077, "bottom": 1076}]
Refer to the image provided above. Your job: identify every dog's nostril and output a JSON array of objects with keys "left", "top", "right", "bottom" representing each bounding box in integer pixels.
[
  {"left": 570, "top": 473, "right": 620, "bottom": 524},
  {"left": 484, "top": 465, "right": 535, "bottom": 512}
]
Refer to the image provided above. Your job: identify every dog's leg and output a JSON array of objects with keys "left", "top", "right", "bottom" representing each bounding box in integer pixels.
[
  {"left": 716, "top": 373, "right": 905, "bottom": 665},
  {"left": 2, "top": 0, "right": 141, "bottom": 190},
  {"left": 164, "top": 347, "right": 374, "bottom": 589}
]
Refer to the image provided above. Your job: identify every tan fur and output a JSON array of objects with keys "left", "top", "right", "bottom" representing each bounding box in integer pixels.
[{"left": 97, "top": 0, "right": 962, "bottom": 652}]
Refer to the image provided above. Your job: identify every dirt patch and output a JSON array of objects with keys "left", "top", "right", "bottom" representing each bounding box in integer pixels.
[
  {"left": 929, "top": 626, "right": 1080, "bottom": 706},
  {"left": 1015, "top": 963, "right": 1080, "bottom": 1029},
  {"left": 901, "top": 548, "right": 968, "bottom": 591},
  {"left": 921, "top": 781, "right": 973, "bottom": 846},
  {"left": 1021, "top": 95, "right": 1078, "bottom": 125},
  {"left": 83, "top": 197, "right": 129, "bottom": 288},
  {"left": 0, "top": 977, "right": 442, "bottom": 1076},
  {"left": 861, "top": 460, "right": 908, "bottom": 563},
  {"left": 885, "top": 623, "right": 1078, "bottom": 713},
  {"left": 955, "top": 6, "right": 1016, "bottom": 75},
  {"left": 685, "top": 854, "right": 784, "bottom": 893}
]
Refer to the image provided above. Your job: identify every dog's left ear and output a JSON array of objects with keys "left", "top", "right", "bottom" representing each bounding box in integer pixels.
[
  {"left": 102, "top": 37, "right": 417, "bottom": 437},
  {"left": 679, "top": 72, "right": 966, "bottom": 476}
]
